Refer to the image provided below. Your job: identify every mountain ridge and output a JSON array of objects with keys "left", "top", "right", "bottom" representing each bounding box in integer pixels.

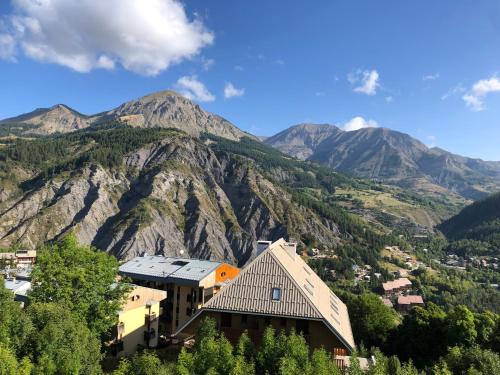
[
  {"left": 0, "top": 90, "right": 253, "bottom": 141},
  {"left": 265, "top": 124, "right": 500, "bottom": 200}
]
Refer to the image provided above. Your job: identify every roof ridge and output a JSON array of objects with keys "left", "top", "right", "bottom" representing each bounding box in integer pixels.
[{"left": 201, "top": 239, "right": 288, "bottom": 309}]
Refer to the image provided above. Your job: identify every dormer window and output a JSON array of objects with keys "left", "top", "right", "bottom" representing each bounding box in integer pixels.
[{"left": 271, "top": 287, "right": 281, "bottom": 301}]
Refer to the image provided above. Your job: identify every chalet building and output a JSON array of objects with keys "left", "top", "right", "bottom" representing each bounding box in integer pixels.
[
  {"left": 396, "top": 295, "right": 424, "bottom": 313},
  {"left": 382, "top": 278, "right": 412, "bottom": 296},
  {"left": 15, "top": 250, "right": 37, "bottom": 266},
  {"left": 119, "top": 256, "right": 239, "bottom": 334},
  {"left": 109, "top": 285, "right": 167, "bottom": 356},
  {"left": 0, "top": 250, "right": 37, "bottom": 267},
  {"left": 174, "top": 239, "right": 355, "bottom": 356}
]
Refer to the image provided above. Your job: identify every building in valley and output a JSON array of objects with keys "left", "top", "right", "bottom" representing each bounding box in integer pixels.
[
  {"left": 396, "top": 295, "right": 424, "bottom": 313},
  {"left": 0, "top": 250, "right": 37, "bottom": 268},
  {"left": 118, "top": 256, "right": 239, "bottom": 334},
  {"left": 109, "top": 285, "right": 167, "bottom": 357},
  {"left": 174, "top": 239, "right": 355, "bottom": 356},
  {"left": 382, "top": 278, "right": 412, "bottom": 296}
]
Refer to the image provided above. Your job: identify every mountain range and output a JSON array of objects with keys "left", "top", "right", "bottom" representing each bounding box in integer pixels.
[
  {"left": 265, "top": 124, "right": 500, "bottom": 200},
  {"left": 0, "top": 90, "right": 252, "bottom": 141},
  {"left": 0, "top": 90, "right": 498, "bottom": 262}
]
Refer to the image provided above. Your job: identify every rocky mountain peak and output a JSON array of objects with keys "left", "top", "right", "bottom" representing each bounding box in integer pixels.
[{"left": 0, "top": 90, "right": 252, "bottom": 141}]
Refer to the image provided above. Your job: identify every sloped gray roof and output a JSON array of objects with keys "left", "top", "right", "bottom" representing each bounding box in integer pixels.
[
  {"left": 177, "top": 239, "right": 355, "bottom": 351},
  {"left": 119, "top": 256, "right": 221, "bottom": 283}
]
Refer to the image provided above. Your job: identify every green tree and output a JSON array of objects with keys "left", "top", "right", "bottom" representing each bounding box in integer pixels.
[
  {"left": 129, "top": 352, "right": 172, "bottom": 375},
  {"left": 347, "top": 352, "right": 364, "bottom": 375},
  {"left": 0, "top": 344, "right": 32, "bottom": 375},
  {"left": 176, "top": 348, "right": 194, "bottom": 375},
  {"left": 474, "top": 311, "right": 497, "bottom": 348},
  {"left": 0, "top": 279, "right": 32, "bottom": 356},
  {"left": 446, "top": 305, "right": 477, "bottom": 347},
  {"left": 310, "top": 348, "right": 341, "bottom": 375},
  {"left": 29, "top": 233, "right": 129, "bottom": 337},
  {"left": 444, "top": 346, "right": 500, "bottom": 374},
  {"left": 27, "top": 302, "right": 102, "bottom": 375},
  {"left": 386, "top": 303, "right": 448, "bottom": 367},
  {"left": 347, "top": 293, "right": 398, "bottom": 347}
]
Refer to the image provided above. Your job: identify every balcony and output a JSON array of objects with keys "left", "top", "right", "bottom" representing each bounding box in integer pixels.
[{"left": 145, "top": 312, "right": 157, "bottom": 324}]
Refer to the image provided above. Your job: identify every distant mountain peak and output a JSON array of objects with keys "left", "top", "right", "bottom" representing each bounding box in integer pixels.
[{"left": 265, "top": 123, "right": 500, "bottom": 200}]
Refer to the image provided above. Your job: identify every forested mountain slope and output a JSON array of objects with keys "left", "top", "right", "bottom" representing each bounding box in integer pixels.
[
  {"left": 0, "top": 123, "right": 388, "bottom": 265},
  {"left": 438, "top": 192, "right": 500, "bottom": 254}
]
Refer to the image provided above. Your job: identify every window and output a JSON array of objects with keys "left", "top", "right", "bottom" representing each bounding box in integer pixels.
[
  {"left": 280, "top": 317, "right": 287, "bottom": 328},
  {"left": 198, "top": 288, "right": 203, "bottom": 303},
  {"left": 221, "top": 313, "right": 232, "bottom": 328},
  {"left": 304, "top": 284, "right": 313, "bottom": 296},
  {"left": 221, "top": 271, "right": 226, "bottom": 277},
  {"left": 271, "top": 287, "right": 281, "bottom": 301}
]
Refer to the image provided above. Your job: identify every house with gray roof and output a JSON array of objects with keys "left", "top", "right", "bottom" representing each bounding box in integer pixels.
[
  {"left": 119, "top": 255, "right": 239, "bottom": 334},
  {"left": 174, "top": 239, "right": 355, "bottom": 355}
]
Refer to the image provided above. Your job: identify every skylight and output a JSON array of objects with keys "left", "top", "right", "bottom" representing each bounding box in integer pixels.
[{"left": 271, "top": 287, "right": 281, "bottom": 301}]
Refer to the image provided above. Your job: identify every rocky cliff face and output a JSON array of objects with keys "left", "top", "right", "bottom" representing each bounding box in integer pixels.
[
  {"left": 0, "top": 91, "right": 252, "bottom": 141},
  {"left": 265, "top": 124, "right": 500, "bottom": 200},
  {"left": 0, "top": 135, "right": 340, "bottom": 264}
]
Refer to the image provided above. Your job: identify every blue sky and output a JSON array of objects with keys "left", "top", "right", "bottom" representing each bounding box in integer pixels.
[{"left": 0, "top": 1, "right": 499, "bottom": 160}]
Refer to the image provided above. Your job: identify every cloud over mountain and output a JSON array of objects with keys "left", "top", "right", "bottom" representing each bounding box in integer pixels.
[
  {"left": 175, "top": 75, "right": 215, "bottom": 102},
  {"left": 341, "top": 116, "right": 379, "bottom": 131},
  {"left": 0, "top": 0, "right": 214, "bottom": 75}
]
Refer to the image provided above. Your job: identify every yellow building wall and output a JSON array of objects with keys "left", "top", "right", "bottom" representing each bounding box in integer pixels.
[{"left": 117, "top": 300, "right": 161, "bottom": 357}]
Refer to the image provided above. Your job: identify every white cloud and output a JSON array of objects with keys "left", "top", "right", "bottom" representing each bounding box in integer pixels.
[
  {"left": 0, "top": 33, "right": 16, "bottom": 61},
  {"left": 348, "top": 69, "right": 379, "bottom": 95},
  {"left": 462, "top": 76, "right": 500, "bottom": 111},
  {"left": 234, "top": 65, "right": 244, "bottom": 71},
  {"left": 340, "top": 116, "right": 379, "bottom": 131},
  {"left": 441, "top": 83, "right": 465, "bottom": 100},
  {"left": 0, "top": 0, "right": 214, "bottom": 76},
  {"left": 175, "top": 75, "right": 215, "bottom": 102},
  {"left": 201, "top": 57, "right": 215, "bottom": 71},
  {"left": 224, "top": 82, "right": 245, "bottom": 99},
  {"left": 423, "top": 73, "right": 440, "bottom": 81},
  {"left": 385, "top": 96, "right": 394, "bottom": 103},
  {"left": 274, "top": 59, "right": 285, "bottom": 65}
]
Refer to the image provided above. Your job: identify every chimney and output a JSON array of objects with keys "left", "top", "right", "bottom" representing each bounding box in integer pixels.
[{"left": 256, "top": 240, "right": 272, "bottom": 256}]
